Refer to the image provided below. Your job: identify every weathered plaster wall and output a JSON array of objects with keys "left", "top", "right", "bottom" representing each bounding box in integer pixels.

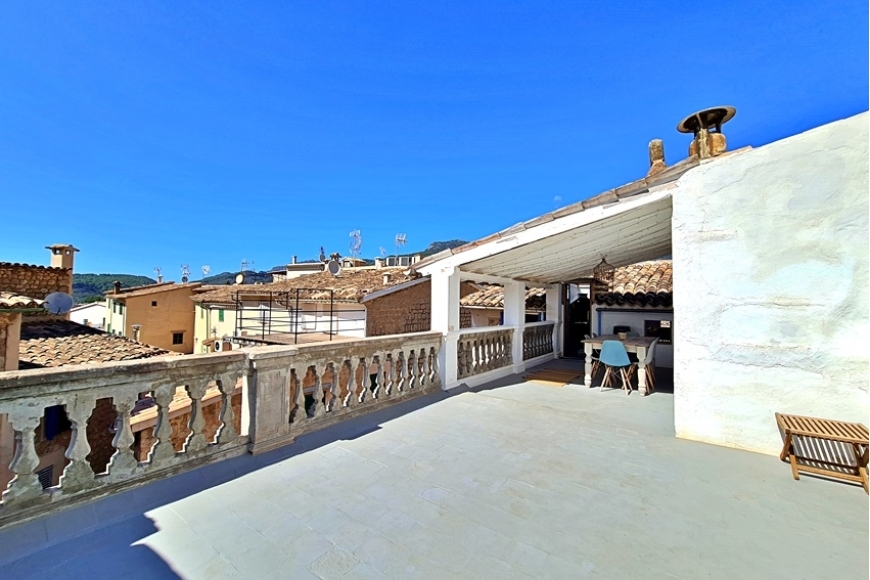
[
  {"left": 125, "top": 286, "right": 197, "bottom": 353},
  {"left": 672, "top": 112, "right": 869, "bottom": 454}
]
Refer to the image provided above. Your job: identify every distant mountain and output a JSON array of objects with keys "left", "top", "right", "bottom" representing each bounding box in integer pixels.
[
  {"left": 201, "top": 270, "right": 274, "bottom": 285},
  {"left": 73, "top": 274, "right": 157, "bottom": 304},
  {"left": 419, "top": 240, "right": 468, "bottom": 256}
]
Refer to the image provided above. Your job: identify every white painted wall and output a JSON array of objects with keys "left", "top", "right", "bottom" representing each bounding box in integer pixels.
[
  {"left": 69, "top": 303, "right": 107, "bottom": 329},
  {"left": 672, "top": 112, "right": 869, "bottom": 455},
  {"left": 592, "top": 306, "right": 674, "bottom": 368}
]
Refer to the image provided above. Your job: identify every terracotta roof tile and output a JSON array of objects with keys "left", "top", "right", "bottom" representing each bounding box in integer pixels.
[
  {"left": 593, "top": 260, "right": 672, "bottom": 307},
  {"left": 106, "top": 281, "right": 199, "bottom": 299},
  {"left": 18, "top": 320, "right": 171, "bottom": 369},
  {"left": 192, "top": 268, "right": 417, "bottom": 304},
  {"left": 460, "top": 285, "right": 546, "bottom": 311},
  {"left": 0, "top": 292, "right": 44, "bottom": 310}
]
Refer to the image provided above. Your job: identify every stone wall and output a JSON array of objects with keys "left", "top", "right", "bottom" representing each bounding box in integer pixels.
[
  {"left": 672, "top": 112, "right": 870, "bottom": 455},
  {"left": 366, "top": 280, "right": 475, "bottom": 337},
  {"left": 0, "top": 263, "right": 72, "bottom": 314}
]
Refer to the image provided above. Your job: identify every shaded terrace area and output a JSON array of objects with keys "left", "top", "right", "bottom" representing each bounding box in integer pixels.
[{"left": 1, "top": 360, "right": 865, "bottom": 580}]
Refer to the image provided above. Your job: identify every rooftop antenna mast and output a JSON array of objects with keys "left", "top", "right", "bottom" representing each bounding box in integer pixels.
[
  {"left": 395, "top": 233, "right": 406, "bottom": 262},
  {"left": 180, "top": 264, "right": 190, "bottom": 283},
  {"left": 153, "top": 266, "right": 163, "bottom": 283},
  {"left": 349, "top": 229, "right": 362, "bottom": 261},
  {"left": 241, "top": 259, "right": 254, "bottom": 273},
  {"left": 201, "top": 265, "right": 211, "bottom": 280}
]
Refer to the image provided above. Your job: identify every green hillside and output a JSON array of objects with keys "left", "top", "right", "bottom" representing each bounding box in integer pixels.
[{"left": 73, "top": 274, "right": 157, "bottom": 304}]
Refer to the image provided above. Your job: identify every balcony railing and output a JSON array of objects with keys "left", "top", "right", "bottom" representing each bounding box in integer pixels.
[
  {"left": 0, "top": 332, "right": 441, "bottom": 527},
  {"left": 456, "top": 327, "right": 513, "bottom": 380},
  {"left": 523, "top": 321, "right": 555, "bottom": 361}
]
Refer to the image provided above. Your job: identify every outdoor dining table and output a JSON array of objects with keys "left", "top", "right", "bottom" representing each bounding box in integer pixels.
[{"left": 581, "top": 335, "right": 657, "bottom": 396}]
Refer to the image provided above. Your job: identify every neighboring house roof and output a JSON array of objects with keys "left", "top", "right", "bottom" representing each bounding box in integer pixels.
[
  {"left": 18, "top": 320, "right": 170, "bottom": 369},
  {"left": 108, "top": 282, "right": 202, "bottom": 300},
  {"left": 460, "top": 285, "right": 547, "bottom": 311},
  {"left": 0, "top": 292, "right": 44, "bottom": 310},
  {"left": 593, "top": 260, "right": 672, "bottom": 307},
  {"left": 193, "top": 268, "right": 417, "bottom": 305},
  {"left": 70, "top": 302, "right": 105, "bottom": 312},
  {"left": 0, "top": 262, "right": 68, "bottom": 271}
]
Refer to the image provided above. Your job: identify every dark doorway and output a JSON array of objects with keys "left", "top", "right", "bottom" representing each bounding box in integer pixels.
[{"left": 563, "top": 285, "right": 590, "bottom": 358}]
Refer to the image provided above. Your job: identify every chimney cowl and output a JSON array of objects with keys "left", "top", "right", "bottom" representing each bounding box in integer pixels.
[
  {"left": 383, "top": 273, "right": 391, "bottom": 285},
  {"left": 677, "top": 106, "right": 736, "bottom": 159},
  {"left": 292, "top": 255, "right": 297, "bottom": 264},
  {"left": 113, "top": 281, "right": 122, "bottom": 294}
]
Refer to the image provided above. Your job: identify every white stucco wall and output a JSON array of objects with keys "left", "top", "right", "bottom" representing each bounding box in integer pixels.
[
  {"left": 592, "top": 306, "right": 674, "bottom": 368},
  {"left": 672, "top": 112, "right": 869, "bottom": 455},
  {"left": 69, "top": 302, "right": 108, "bottom": 329}
]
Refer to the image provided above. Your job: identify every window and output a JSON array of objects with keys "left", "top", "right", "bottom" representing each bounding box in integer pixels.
[
  {"left": 172, "top": 332, "right": 184, "bottom": 345},
  {"left": 83, "top": 319, "right": 88, "bottom": 326},
  {"left": 218, "top": 309, "right": 225, "bottom": 322},
  {"left": 200, "top": 307, "right": 204, "bottom": 319},
  {"left": 151, "top": 301, "right": 158, "bottom": 307}
]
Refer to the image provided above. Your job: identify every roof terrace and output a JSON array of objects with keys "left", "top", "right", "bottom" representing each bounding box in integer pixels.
[{"left": 1, "top": 353, "right": 865, "bottom": 579}]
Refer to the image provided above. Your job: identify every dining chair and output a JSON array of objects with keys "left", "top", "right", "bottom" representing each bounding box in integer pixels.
[
  {"left": 628, "top": 338, "right": 658, "bottom": 393},
  {"left": 598, "top": 340, "right": 633, "bottom": 394},
  {"left": 584, "top": 334, "right": 602, "bottom": 378}
]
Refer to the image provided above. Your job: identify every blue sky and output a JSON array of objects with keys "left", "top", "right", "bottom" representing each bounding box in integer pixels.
[{"left": 1, "top": 1, "right": 867, "bottom": 277}]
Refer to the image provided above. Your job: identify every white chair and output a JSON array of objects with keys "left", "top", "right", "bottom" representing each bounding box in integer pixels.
[{"left": 629, "top": 338, "right": 658, "bottom": 393}]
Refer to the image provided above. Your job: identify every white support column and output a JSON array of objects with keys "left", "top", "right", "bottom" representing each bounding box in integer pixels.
[
  {"left": 431, "top": 266, "right": 461, "bottom": 389},
  {"left": 502, "top": 280, "right": 526, "bottom": 372},
  {"left": 546, "top": 284, "right": 563, "bottom": 357}
]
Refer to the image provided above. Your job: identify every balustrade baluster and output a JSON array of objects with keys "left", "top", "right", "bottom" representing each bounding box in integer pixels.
[
  {"left": 323, "top": 362, "right": 336, "bottom": 412},
  {"left": 372, "top": 354, "right": 384, "bottom": 400},
  {"left": 287, "top": 369, "right": 302, "bottom": 425},
  {"left": 309, "top": 364, "right": 325, "bottom": 418},
  {"left": 184, "top": 381, "right": 209, "bottom": 453},
  {"left": 346, "top": 357, "right": 360, "bottom": 406},
  {"left": 2, "top": 412, "right": 45, "bottom": 506},
  {"left": 107, "top": 395, "right": 139, "bottom": 477},
  {"left": 149, "top": 382, "right": 179, "bottom": 465},
  {"left": 388, "top": 351, "right": 400, "bottom": 396},
  {"left": 56, "top": 395, "right": 98, "bottom": 493},
  {"left": 408, "top": 350, "right": 418, "bottom": 390},
  {"left": 216, "top": 373, "right": 239, "bottom": 444}
]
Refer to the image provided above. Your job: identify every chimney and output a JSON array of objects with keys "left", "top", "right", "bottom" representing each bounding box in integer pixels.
[
  {"left": 647, "top": 139, "right": 666, "bottom": 177},
  {"left": 45, "top": 244, "right": 79, "bottom": 271},
  {"left": 292, "top": 255, "right": 297, "bottom": 264},
  {"left": 677, "top": 106, "right": 736, "bottom": 159},
  {"left": 383, "top": 273, "right": 391, "bottom": 285},
  {"left": 375, "top": 258, "right": 384, "bottom": 269},
  {"left": 113, "top": 281, "right": 122, "bottom": 294},
  {"left": 156, "top": 273, "right": 163, "bottom": 283}
]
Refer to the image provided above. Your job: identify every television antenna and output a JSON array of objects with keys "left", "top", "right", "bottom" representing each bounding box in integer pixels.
[
  {"left": 180, "top": 264, "right": 190, "bottom": 284},
  {"left": 349, "top": 229, "right": 362, "bottom": 260},
  {"left": 153, "top": 266, "right": 162, "bottom": 280},
  {"left": 395, "top": 233, "right": 407, "bottom": 259},
  {"left": 379, "top": 246, "right": 387, "bottom": 257},
  {"left": 319, "top": 246, "right": 327, "bottom": 263},
  {"left": 240, "top": 259, "right": 253, "bottom": 272},
  {"left": 201, "top": 265, "right": 211, "bottom": 279}
]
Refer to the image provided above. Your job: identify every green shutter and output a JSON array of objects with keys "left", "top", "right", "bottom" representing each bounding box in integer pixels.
[{"left": 219, "top": 309, "right": 224, "bottom": 322}]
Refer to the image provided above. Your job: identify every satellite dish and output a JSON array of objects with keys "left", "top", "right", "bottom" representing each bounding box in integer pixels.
[
  {"left": 181, "top": 276, "right": 189, "bottom": 283},
  {"left": 235, "top": 273, "right": 245, "bottom": 284},
  {"left": 327, "top": 259, "right": 341, "bottom": 277},
  {"left": 44, "top": 292, "right": 74, "bottom": 315}
]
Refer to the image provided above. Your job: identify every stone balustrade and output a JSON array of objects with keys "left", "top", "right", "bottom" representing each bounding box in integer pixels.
[
  {"left": 0, "top": 331, "right": 441, "bottom": 527},
  {"left": 456, "top": 327, "right": 513, "bottom": 379},
  {"left": 523, "top": 322, "right": 555, "bottom": 361}
]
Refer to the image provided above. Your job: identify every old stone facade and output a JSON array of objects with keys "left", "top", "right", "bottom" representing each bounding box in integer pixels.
[
  {"left": 0, "top": 263, "right": 72, "bottom": 311},
  {"left": 366, "top": 280, "right": 475, "bottom": 337}
]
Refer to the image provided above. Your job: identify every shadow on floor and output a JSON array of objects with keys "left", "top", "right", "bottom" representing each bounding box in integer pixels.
[{"left": 0, "top": 387, "right": 454, "bottom": 576}]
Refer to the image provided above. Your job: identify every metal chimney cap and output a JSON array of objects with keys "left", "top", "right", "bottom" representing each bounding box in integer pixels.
[{"left": 677, "top": 106, "right": 736, "bottom": 134}]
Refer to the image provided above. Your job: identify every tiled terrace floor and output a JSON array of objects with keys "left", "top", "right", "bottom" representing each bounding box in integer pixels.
[{"left": 1, "top": 360, "right": 867, "bottom": 579}]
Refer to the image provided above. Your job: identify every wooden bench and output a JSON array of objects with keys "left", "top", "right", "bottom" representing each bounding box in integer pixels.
[{"left": 775, "top": 412, "right": 869, "bottom": 494}]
